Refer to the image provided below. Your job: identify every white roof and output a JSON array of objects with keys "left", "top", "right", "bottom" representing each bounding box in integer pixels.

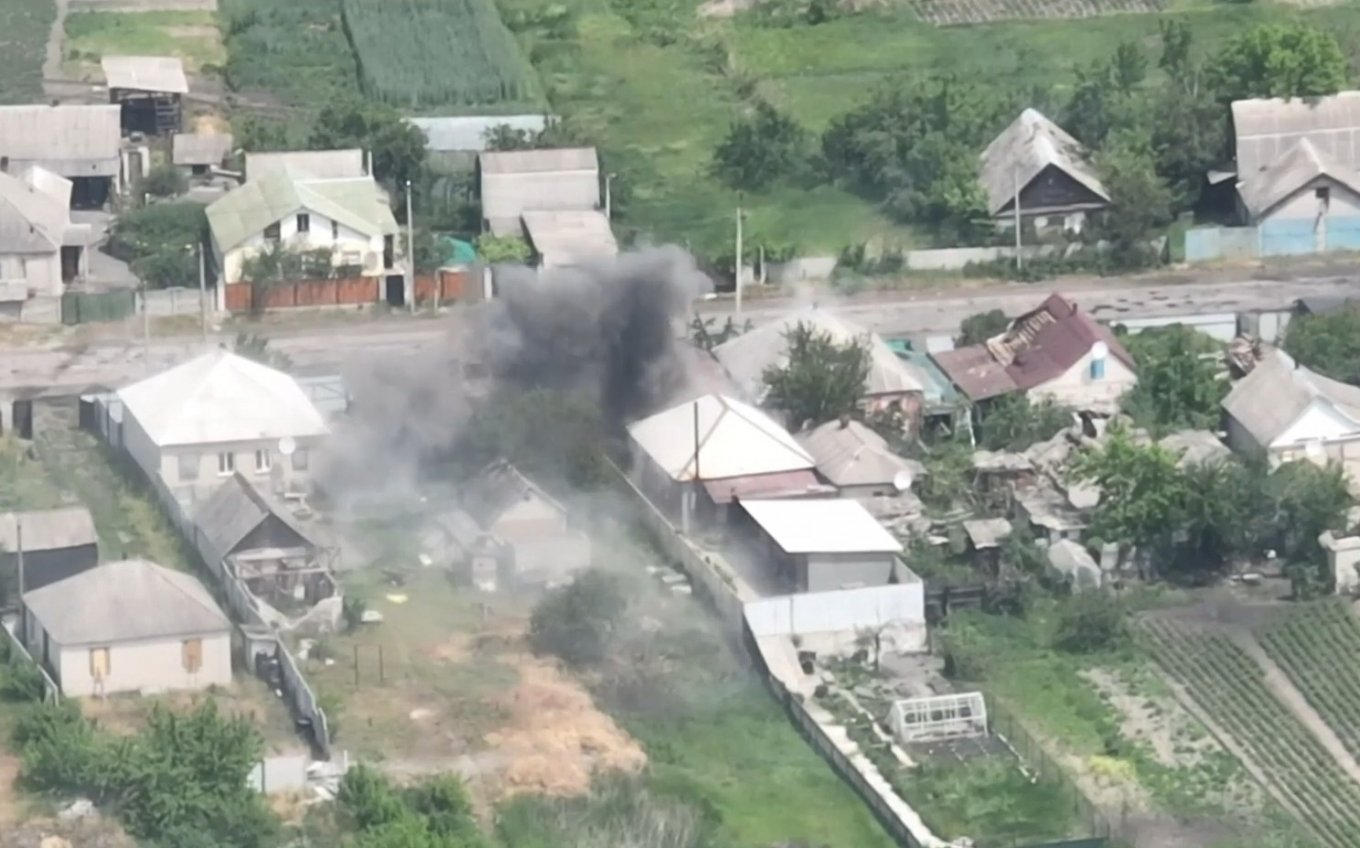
[
  {"left": 101, "top": 55, "right": 189, "bottom": 94},
  {"left": 979, "top": 108, "right": 1110, "bottom": 216},
  {"left": 409, "top": 115, "right": 548, "bottom": 152},
  {"left": 627, "top": 394, "right": 814, "bottom": 482},
  {"left": 522, "top": 209, "right": 618, "bottom": 267},
  {"left": 740, "top": 498, "right": 903, "bottom": 554},
  {"left": 0, "top": 105, "right": 121, "bottom": 175},
  {"left": 1232, "top": 92, "right": 1360, "bottom": 180},
  {"left": 117, "top": 349, "right": 330, "bottom": 447}
]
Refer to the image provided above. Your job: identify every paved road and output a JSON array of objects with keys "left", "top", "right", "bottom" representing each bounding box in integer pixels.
[{"left": 3, "top": 269, "right": 1360, "bottom": 395}]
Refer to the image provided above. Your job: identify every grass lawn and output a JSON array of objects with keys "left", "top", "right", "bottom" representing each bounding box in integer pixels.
[
  {"left": 64, "top": 10, "right": 225, "bottom": 77},
  {"left": 0, "top": 438, "right": 67, "bottom": 513},
  {"left": 0, "top": 0, "right": 54, "bottom": 104}
]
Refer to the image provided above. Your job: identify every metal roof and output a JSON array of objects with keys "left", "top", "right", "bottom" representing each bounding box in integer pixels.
[
  {"left": 702, "top": 469, "right": 829, "bottom": 504},
  {"left": 1237, "top": 138, "right": 1360, "bottom": 219},
  {"left": 0, "top": 506, "right": 97, "bottom": 552},
  {"left": 206, "top": 169, "right": 397, "bottom": 252},
  {"left": 0, "top": 105, "right": 121, "bottom": 175},
  {"left": 479, "top": 147, "right": 599, "bottom": 234},
  {"left": 739, "top": 498, "right": 902, "bottom": 554},
  {"left": 409, "top": 115, "right": 548, "bottom": 152},
  {"left": 172, "top": 132, "right": 233, "bottom": 166},
  {"left": 797, "top": 418, "right": 923, "bottom": 489},
  {"left": 627, "top": 394, "right": 814, "bottom": 482},
  {"left": 1156, "top": 430, "right": 1232, "bottom": 468},
  {"left": 23, "top": 559, "right": 229, "bottom": 646},
  {"left": 192, "top": 472, "right": 315, "bottom": 564},
  {"left": 245, "top": 149, "right": 365, "bottom": 181},
  {"left": 1233, "top": 93, "right": 1360, "bottom": 181},
  {"left": 963, "top": 517, "right": 1012, "bottom": 550},
  {"left": 101, "top": 55, "right": 189, "bottom": 94},
  {"left": 479, "top": 147, "right": 597, "bottom": 175},
  {"left": 521, "top": 210, "right": 618, "bottom": 268},
  {"left": 117, "top": 349, "right": 330, "bottom": 447},
  {"left": 0, "top": 168, "right": 72, "bottom": 254},
  {"left": 980, "top": 109, "right": 1109, "bottom": 216},
  {"left": 1222, "top": 348, "right": 1360, "bottom": 447},
  {"left": 713, "top": 307, "right": 924, "bottom": 405}
]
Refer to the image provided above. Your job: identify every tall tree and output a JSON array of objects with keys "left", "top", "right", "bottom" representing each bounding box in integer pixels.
[
  {"left": 1282, "top": 306, "right": 1360, "bottom": 384},
  {"left": 1069, "top": 429, "right": 1186, "bottom": 557},
  {"left": 1209, "top": 23, "right": 1347, "bottom": 103},
  {"left": 713, "top": 100, "right": 808, "bottom": 191},
  {"left": 1121, "top": 325, "right": 1227, "bottom": 434},
  {"left": 978, "top": 394, "right": 1073, "bottom": 451},
  {"left": 762, "top": 323, "right": 870, "bottom": 428},
  {"left": 1092, "top": 131, "right": 1176, "bottom": 268},
  {"left": 957, "top": 309, "right": 1009, "bottom": 346},
  {"left": 309, "top": 97, "right": 428, "bottom": 189}
]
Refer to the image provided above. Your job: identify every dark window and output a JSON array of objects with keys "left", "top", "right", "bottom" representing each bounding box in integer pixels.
[
  {"left": 297, "top": 213, "right": 310, "bottom": 233},
  {"left": 331, "top": 220, "right": 339, "bottom": 240},
  {"left": 264, "top": 222, "right": 281, "bottom": 241},
  {"left": 1317, "top": 186, "right": 1331, "bottom": 203}
]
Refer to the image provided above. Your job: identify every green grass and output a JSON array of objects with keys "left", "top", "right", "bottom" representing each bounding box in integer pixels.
[
  {"left": 220, "top": 0, "right": 360, "bottom": 107},
  {"left": 64, "top": 11, "right": 225, "bottom": 75},
  {"left": 903, "top": 757, "right": 1076, "bottom": 845},
  {"left": 0, "top": 0, "right": 54, "bottom": 103},
  {"left": 0, "top": 438, "right": 67, "bottom": 513}
]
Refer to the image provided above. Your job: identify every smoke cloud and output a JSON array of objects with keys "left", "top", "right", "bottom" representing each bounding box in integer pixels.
[{"left": 320, "top": 247, "right": 711, "bottom": 500}]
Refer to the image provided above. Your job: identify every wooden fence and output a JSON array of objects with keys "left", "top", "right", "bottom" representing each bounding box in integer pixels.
[{"left": 223, "top": 269, "right": 472, "bottom": 313}]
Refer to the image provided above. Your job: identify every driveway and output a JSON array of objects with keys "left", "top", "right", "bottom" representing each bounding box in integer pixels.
[{"left": 71, "top": 210, "right": 139, "bottom": 292}]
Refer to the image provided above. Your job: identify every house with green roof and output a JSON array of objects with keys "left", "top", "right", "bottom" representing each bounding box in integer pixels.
[{"left": 206, "top": 163, "right": 400, "bottom": 285}]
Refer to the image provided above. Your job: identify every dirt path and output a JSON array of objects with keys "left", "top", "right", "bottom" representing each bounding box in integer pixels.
[
  {"left": 1234, "top": 634, "right": 1360, "bottom": 787},
  {"left": 42, "top": 0, "right": 70, "bottom": 96}
]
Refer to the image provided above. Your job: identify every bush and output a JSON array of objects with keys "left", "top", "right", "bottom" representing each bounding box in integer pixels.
[
  {"left": 1051, "top": 594, "right": 1126, "bottom": 654},
  {"left": 529, "top": 570, "right": 626, "bottom": 667},
  {"left": 142, "top": 164, "right": 188, "bottom": 198},
  {"left": 0, "top": 656, "right": 47, "bottom": 702}
]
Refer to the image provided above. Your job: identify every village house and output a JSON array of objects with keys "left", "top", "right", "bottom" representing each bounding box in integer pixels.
[
  {"left": 980, "top": 109, "right": 1111, "bottom": 234},
  {"left": 932, "top": 293, "right": 1137, "bottom": 412},
  {"left": 520, "top": 210, "right": 619, "bottom": 268},
  {"left": 712, "top": 309, "right": 928, "bottom": 429},
  {"left": 21, "top": 558, "right": 232, "bottom": 697},
  {"left": 173, "top": 132, "right": 234, "bottom": 176},
  {"left": 0, "top": 104, "right": 123, "bottom": 208},
  {"left": 1222, "top": 348, "right": 1360, "bottom": 485},
  {"left": 627, "top": 394, "right": 828, "bottom": 533},
  {"left": 477, "top": 147, "right": 616, "bottom": 268},
  {"left": 460, "top": 459, "right": 592, "bottom": 587},
  {"left": 797, "top": 417, "right": 924, "bottom": 498},
  {"left": 101, "top": 55, "right": 187, "bottom": 136},
  {"left": 736, "top": 498, "right": 907, "bottom": 593},
  {"left": 244, "top": 149, "right": 368, "bottom": 182},
  {"left": 1230, "top": 92, "right": 1360, "bottom": 255},
  {"left": 116, "top": 349, "right": 330, "bottom": 504},
  {"left": 206, "top": 165, "right": 400, "bottom": 285},
  {"left": 409, "top": 114, "right": 548, "bottom": 173},
  {"left": 0, "top": 167, "right": 91, "bottom": 301},
  {"left": 0, "top": 506, "right": 98, "bottom": 597}
]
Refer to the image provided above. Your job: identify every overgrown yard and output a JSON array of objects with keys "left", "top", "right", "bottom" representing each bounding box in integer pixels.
[
  {"left": 63, "top": 10, "right": 225, "bottom": 77},
  {"left": 0, "top": 0, "right": 54, "bottom": 103}
]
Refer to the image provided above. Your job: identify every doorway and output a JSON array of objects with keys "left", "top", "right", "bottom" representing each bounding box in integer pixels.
[
  {"left": 11, "top": 399, "right": 33, "bottom": 440},
  {"left": 384, "top": 275, "right": 405, "bottom": 307}
]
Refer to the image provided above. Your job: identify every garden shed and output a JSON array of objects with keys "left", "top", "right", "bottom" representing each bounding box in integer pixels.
[{"left": 101, "top": 56, "right": 187, "bottom": 136}]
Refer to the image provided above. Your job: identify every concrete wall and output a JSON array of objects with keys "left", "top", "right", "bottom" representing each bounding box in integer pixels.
[
  {"left": 744, "top": 583, "right": 927, "bottom": 654},
  {"left": 220, "top": 210, "right": 392, "bottom": 284},
  {"left": 804, "top": 551, "right": 901, "bottom": 593},
  {"left": 1028, "top": 349, "right": 1137, "bottom": 409},
  {"left": 142, "top": 286, "right": 214, "bottom": 317},
  {"left": 0, "top": 252, "right": 61, "bottom": 297},
  {"left": 51, "top": 629, "right": 231, "bottom": 697}
]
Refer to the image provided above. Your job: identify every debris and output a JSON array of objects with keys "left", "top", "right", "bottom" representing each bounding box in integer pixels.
[
  {"left": 669, "top": 584, "right": 693, "bottom": 596},
  {"left": 58, "top": 798, "right": 94, "bottom": 820},
  {"left": 385, "top": 593, "right": 408, "bottom": 604},
  {"left": 409, "top": 708, "right": 435, "bottom": 721},
  {"left": 360, "top": 610, "right": 384, "bottom": 624},
  {"left": 418, "top": 554, "right": 433, "bottom": 567}
]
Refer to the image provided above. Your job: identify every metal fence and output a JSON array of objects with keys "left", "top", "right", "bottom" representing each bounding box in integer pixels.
[{"left": 62, "top": 289, "right": 135, "bottom": 324}]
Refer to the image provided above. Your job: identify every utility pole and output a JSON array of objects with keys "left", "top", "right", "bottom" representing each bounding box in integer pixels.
[
  {"left": 1013, "top": 165, "right": 1023, "bottom": 272},
  {"left": 197, "top": 242, "right": 208, "bottom": 342},
  {"left": 16, "top": 520, "right": 24, "bottom": 599},
  {"left": 141, "top": 282, "right": 150, "bottom": 373},
  {"left": 604, "top": 173, "right": 613, "bottom": 220},
  {"left": 405, "top": 180, "right": 415, "bottom": 314},
  {"left": 734, "top": 204, "right": 744, "bottom": 318}
]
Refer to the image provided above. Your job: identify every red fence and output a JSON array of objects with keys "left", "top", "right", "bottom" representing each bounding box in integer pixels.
[{"left": 223, "top": 270, "right": 473, "bottom": 314}]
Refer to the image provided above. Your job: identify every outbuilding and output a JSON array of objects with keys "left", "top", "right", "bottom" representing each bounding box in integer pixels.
[
  {"left": 21, "top": 559, "right": 232, "bottom": 697},
  {"left": 738, "top": 498, "right": 904, "bottom": 593},
  {"left": 0, "top": 506, "right": 98, "bottom": 597},
  {"left": 101, "top": 55, "right": 188, "bottom": 136}
]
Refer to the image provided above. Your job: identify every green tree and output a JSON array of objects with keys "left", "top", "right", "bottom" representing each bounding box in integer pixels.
[
  {"left": 233, "top": 332, "right": 293, "bottom": 371},
  {"left": 1092, "top": 131, "right": 1175, "bottom": 269},
  {"left": 1209, "top": 23, "right": 1347, "bottom": 103},
  {"left": 713, "top": 100, "right": 808, "bottom": 191},
  {"left": 529, "top": 570, "right": 627, "bottom": 668},
  {"left": 762, "top": 322, "right": 870, "bottom": 428},
  {"left": 475, "top": 233, "right": 532, "bottom": 264},
  {"left": 309, "top": 97, "right": 427, "bottom": 188},
  {"left": 1069, "top": 428, "right": 1185, "bottom": 556},
  {"left": 978, "top": 394, "right": 1072, "bottom": 451},
  {"left": 1177, "top": 458, "right": 1258, "bottom": 579},
  {"left": 1282, "top": 307, "right": 1360, "bottom": 383},
  {"left": 1052, "top": 593, "right": 1127, "bottom": 654},
  {"left": 107, "top": 202, "right": 208, "bottom": 290},
  {"left": 1121, "top": 325, "right": 1227, "bottom": 434},
  {"left": 1264, "top": 461, "right": 1352, "bottom": 567},
  {"left": 957, "top": 309, "right": 1009, "bottom": 346},
  {"left": 142, "top": 164, "right": 188, "bottom": 199}
]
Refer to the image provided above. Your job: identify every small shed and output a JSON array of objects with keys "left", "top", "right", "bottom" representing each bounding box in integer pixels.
[
  {"left": 461, "top": 459, "right": 592, "bottom": 587},
  {"left": 521, "top": 210, "right": 618, "bottom": 268},
  {"left": 1015, "top": 486, "right": 1086, "bottom": 545},
  {"left": 101, "top": 56, "right": 188, "bottom": 136},
  {"left": 738, "top": 498, "right": 904, "bottom": 593},
  {"left": 1047, "top": 539, "right": 1101, "bottom": 591},
  {"left": 172, "top": 132, "right": 234, "bottom": 175},
  {"left": 0, "top": 506, "right": 99, "bottom": 598}
]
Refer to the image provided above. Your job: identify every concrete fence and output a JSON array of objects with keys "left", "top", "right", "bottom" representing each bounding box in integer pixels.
[
  {"left": 142, "top": 286, "right": 212, "bottom": 317},
  {"left": 1186, "top": 220, "right": 1360, "bottom": 263}
]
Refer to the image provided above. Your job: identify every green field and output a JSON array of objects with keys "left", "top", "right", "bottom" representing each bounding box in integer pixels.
[
  {"left": 220, "top": 0, "right": 359, "bottom": 107},
  {"left": 64, "top": 11, "right": 225, "bottom": 76},
  {"left": 1261, "top": 601, "right": 1360, "bottom": 767},
  {"left": 0, "top": 0, "right": 55, "bottom": 103}
]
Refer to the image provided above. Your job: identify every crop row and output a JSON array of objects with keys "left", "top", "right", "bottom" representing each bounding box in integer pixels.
[
  {"left": 1141, "top": 618, "right": 1360, "bottom": 848},
  {"left": 342, "top": 0, "right": 541, "bottom": 109},
  {"left": 911, "top": 0, "right": 1161, "bottom": 26},
  {"left": 1261, "top": 601, "right": 1360, "bottom": 763}
]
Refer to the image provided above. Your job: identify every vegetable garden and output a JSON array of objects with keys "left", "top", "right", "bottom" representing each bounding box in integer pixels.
[
  {"left": 341, "top": 0, "right": 542, "bottom": 111},
  {"left": 1141, "top": 617, "right": 1360, "bottom": 848},
  {"left": 0, "top": 0, "right": 55, "bottom": 103},
  {"left": 1261, "top": 601, "right": 1360, "bottom": 766},
  {"left": 909, "top": 0, "right": 1163, "bottom": 26}
]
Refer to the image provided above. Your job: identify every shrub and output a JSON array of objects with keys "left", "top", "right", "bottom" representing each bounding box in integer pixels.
[
  {"left": 142, "top": 164, "right": 188, "bottom": 198},
  {"left": 1051, "top": 594, "right": 1126, "bottom": 654},
  {"left": 529, "top": 570, "right": 626, "bottom": 667}
]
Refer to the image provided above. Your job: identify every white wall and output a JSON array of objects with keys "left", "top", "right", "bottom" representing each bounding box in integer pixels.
[
  {"left": 1028, "top": 350, "right": 1137, "bottom": 409},
  {"left": 219, "top": 208, "right": 393, "bottom": 284},
  {"left": 53, "top": 630, "right": 232, "bottom": 697},
  {"left": 1264, "top": 177, "right": 1360, "bottom": 221},
  {"left": 805, "top": 552, "right": 901, "bottom": 592},
  {"left": 744, "top": 582, "right": 927, "bottom": 654},
  {"left": 0, "top": 252, "right": 62, "bottom": 297},
  {"left": 158, "top": 437, "right": 322, "bottom": 500},
  {"left": 1271, "top": 401, "right": 1360, "bottom": 448},
  {"left": 122, "top": 410, "right": 163, "bottom": 490}
]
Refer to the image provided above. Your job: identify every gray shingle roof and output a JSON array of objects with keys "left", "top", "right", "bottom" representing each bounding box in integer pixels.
[
  {"left": 173, "top": 132, "right": 233, "bottom": 166},
  {"left": 1223, "top": 348, "right": 1360, "bottom": 446},
  {"left": 979, "top": 109, "right": 1110, "bottom": 216},
  {"left": 1236, "top": 138, "right": 1360, "bottom": 219},
  {"left": 0, "top": 105, "right": 121, "bottom": 176},
  {"left": 462, "top": 459, "right": 565, "bottom": 530},
  {"left": 192, "top": 472, "right": 314, "bottom": 563},
  {"left": 23, "top": 559, "right": 229, "bottom": 646},
  {"left": 797, "top": 418, "right": 923, "bottom": 489},
  {"left": 101, "top": 55, "right": 189, "bottom": 94},
  {"left": 1232, "top": 93, "right": 1360, "bottom": 181},
  {"left": 0, "top": 506, "right": 97, "bottom": 552},
  {"left": 409, "top": 115, "right": 548, "bottom": 152},
  {"left": 478, "top": 147, "right": 599, "bottom": 235},
  {"left": 206, "top": 169, "right": 397, "bottom": 252}
]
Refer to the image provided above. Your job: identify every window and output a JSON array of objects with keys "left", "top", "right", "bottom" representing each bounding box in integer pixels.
[
  {"left": 182, "top": 638, "right": 203, "bottom": 673},
  {"left": 291, "top": 448, "right": 309, "bottom": 471},
  {"left": 89, "top": 647, "right": 110, "bottom": 680},
  {"left": 177, "top": 452, "right": 199, "bottom": 482},
  {"left": 264, "top": 222, "right": 281, "bottom": 242},
  {"left": 255, "top": 449, "right": 271, "bottom": 473},
  {"left": 1317, "top": 186, "right": 1331, "bottom": 203},
  {"left": 297, "top": 213, "right": 310, "bottom": 233},
  {"left": 332, "top": 220, "right": 340, "bottom": 240},
  {"left": 217, "top": 452, "right": 235, "bottom": 476},
  {"left": 1090, "top": 358, "right": 1105, "bottom": 380}
]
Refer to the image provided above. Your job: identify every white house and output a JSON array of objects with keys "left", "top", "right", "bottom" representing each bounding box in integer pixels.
[
  {"left": 22, "top": 559, "right": 232, "bottom": 697},
  {"left": 116, "top": 349, "right": 330, "bottom": 504},
  {"left": 0, "top": 104, "right": 123, "bottom": 208},
  {"left": 206, "top": 166, "right": 399, "bottom": 284},
  {"left": 738, "top": 498, "right": 905, "bottom": 593},
  {"left": 1223, "top": 348, "right": 1360, "bottom": 485},
  {"left": 0, "top": 166, "right": 91, "bottom": 298}
]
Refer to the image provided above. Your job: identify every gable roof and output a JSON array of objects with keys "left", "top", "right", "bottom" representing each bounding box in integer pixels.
[
  {"left": 0, "top": 506, "right": 97, "bottom": 552},
  {"left": 1237, "top": 138, "right": 1360, "bottom": 218},
  {"left": 797, "top": 418, "right": 924, "bottom": 489},
  {"left": 245, "top": 149, "right": 366, "bottom": 181},
  {"left": 1223, "top": 348, "right": 1360, "bottom": 446},
  {"left": 627, "top": 394, "right": 815, "bottom": 482},
  {"left": 712, "top": 308, "right": 925, "bottom": 405},
  {"left": 409, "top": 115, "right": 548, "bottom": 152},
  {"left": 117, "top": 349, "right": 329, "bottom": 446},
  {"left": 23, "top": 559, "right": 229, "bottom": 646},
  {"left": 739, "top": 498, "right": 902, "bottom": 554},
  {"left": 0, "top": 105, "right": 121, "bottom": 172},
  {"left": 0, "top": 169, "right": 72, "bottom": 254},
  {"left": 478, "top": 147, "right": 600, "bottom": 236},
  {"left": 101, "top": 55, "right": 189, "bottom": 94},
  {"left": 1232, "top": 93, "right": 1360, "bottom": 181},
  {"left": 173, "top": 133, "right": 234, "bottom": 167},
  {"left": 206, "top": 169, "right": 397, "bottom": 252},
  {"left": 479, "top": 147, "right": 598, "bottom": 175},
  {"left": 192, "top": 472, "right": 315, "bottom": 563},
  {"left": 462, "top": 459, "right": 565, "bottom": 529},
  {"left": 933, "top": 293, "right": 1133, "bottom": 400},
  {"left": 980, "top": 109, "right": 1110, "bottom": 216},
  {"left": 521, "top": 210, "right": 618, "bottom": 267}
]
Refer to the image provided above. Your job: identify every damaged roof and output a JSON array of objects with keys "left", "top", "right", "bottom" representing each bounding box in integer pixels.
[
  {"left": 1222, "top": 348, "right": 1360, "bottom": 447},
  {"left": 192, "top": 472, "right": 315, "bottom": 563},
  {"left": 628, "top": 394, "right": 814, "bottom": 482},
  {"left": 797, "top": 418, "right": 923, "bottom": 489},
  {"left": 979, "top": 109, "right": 1110, "bottom": 216},
  {"left": 463, "top": 459, "right": 566, "bottom": 530}
]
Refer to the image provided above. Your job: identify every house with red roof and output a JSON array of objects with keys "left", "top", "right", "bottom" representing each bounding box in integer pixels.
[{"left": 932, "top": 294, "right": 1137, "bottom": 412}]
